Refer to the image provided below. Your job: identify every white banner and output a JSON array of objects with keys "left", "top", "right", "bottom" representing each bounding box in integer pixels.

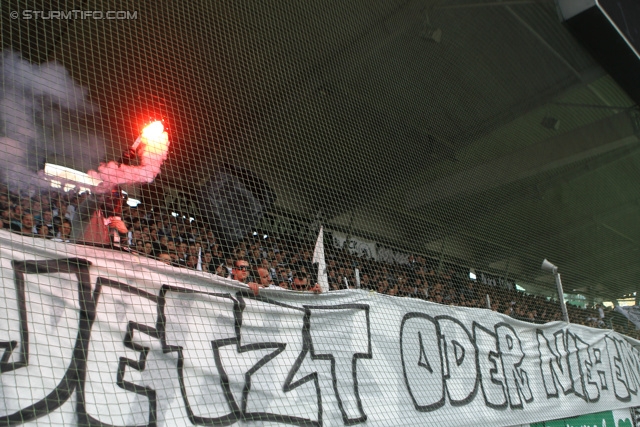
[
  {"left": 480, "top": 271, "right": 515, "bottom": 290},
  {"left": 329, "top": 230, "right": 377, "bottom": 259},
  {"left": 1, "top": 229, "right": 640, "bottom": 426},
  {"left": 376, "top": 244, "right": 410, "bottom": 265}
]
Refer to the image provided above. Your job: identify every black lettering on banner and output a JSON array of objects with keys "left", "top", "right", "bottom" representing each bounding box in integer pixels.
[
  {"left": 0, "top": 341, "right": 18, "bottom": 366},
  {"left": 473, "top": 322, "right": 507, "bottom": 409},
  {"left": 436, "top": 316, "right": 479, "bottom": 406},
  {"left": 76, "top": 277, "right": 161, "bottom": 427},
  {"left": 213, "top": 292, "right": 321, "bottom": 427},
  {"left": 159, "top": 288, "right": 325, "bottom": 427},
  {"left": 8, "top": 258, "right": 640, "bottom": 425},
  {"left": 116, "top": 323, "right": 158, "bottom": 422},
  {"left": 495, "top": 323, "right": 533, "bottom": 409},
  {"left": 157, "top": 285, "right": 241, "bottom": 426},
  {"left": 619, "top": 341, "right": 640, "bottom": 396},
  {"left": 0, "top": 258, "right": 94, "bottom": 426},
  {"left": 304, "top": 303, "right": 372, "bottom": 425},
  {"left": 536, "top": 329, "right": 574, "bottom": 399},
  {"left": 278, "top": 295, "right": 325, "bottom": 426},
  {"left": 590, "top": 341, "right": 610, "bottom": 392},
  {"left": 605, "top": 335, "right": 631, "bottom": 402},
  {"left": 400, "top": 313, "right": 445, "bottom": 412},
  {"left": 566, "top": 333, "right": 587, "bottom": 401},
  {"left": 568, "top": 333, "right": 599, "bottom": 402}
]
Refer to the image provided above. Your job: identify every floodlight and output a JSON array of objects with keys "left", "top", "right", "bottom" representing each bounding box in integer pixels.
[
  {"left": 541, "top": 259, "right": 557, "bottom": 274},
  {"left": 541, "top": 258, "right": 569, "bottom": 323}
]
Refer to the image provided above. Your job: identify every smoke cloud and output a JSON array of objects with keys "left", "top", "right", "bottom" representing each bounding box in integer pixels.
[
  {"left": 87, "top": 122, "right": 170, "bottom": 192},
  {"left": 0, "top": 51, "right": 105, "bottom": 193},
  {"left": 0, "top": 52, "right": 170, "bottom": 195}
]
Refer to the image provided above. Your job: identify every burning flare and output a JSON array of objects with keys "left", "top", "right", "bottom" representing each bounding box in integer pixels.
[
  {"left": 88, "top": 121, "right": 169, "bottom": 192},
  {"left": 141, "top": 120, "right": 165, "bottom": 140}
]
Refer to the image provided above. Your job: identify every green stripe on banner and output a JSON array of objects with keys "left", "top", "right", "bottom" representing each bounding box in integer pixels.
[{"left": 530, "top": 410, "right": 631, "bottom": 427}]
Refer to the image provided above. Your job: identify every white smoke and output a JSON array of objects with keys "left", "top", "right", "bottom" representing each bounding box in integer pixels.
[
  {"left": 0, "top": 51, "right": 105, "bottom": 192},
  {"left": 0, "top": 51, "right": 170, "bottom": 195},
  {"left": 87, "top": 122, "right": 170, "bottom": 192}
]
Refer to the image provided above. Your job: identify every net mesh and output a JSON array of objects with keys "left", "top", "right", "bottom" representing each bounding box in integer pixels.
[{"left": 1, "top": 1, "right": 640, "bottom": 426}]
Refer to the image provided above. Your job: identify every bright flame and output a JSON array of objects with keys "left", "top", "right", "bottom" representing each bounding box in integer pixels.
[
  {"left": 140, "top": 120, "right": 169, "bottom": 159},
  {"left": 86, "top": 119, "right": 170, "bottom": 191},
  {"left": 141, "top": 121, "right": 164, "bottom": 140}
]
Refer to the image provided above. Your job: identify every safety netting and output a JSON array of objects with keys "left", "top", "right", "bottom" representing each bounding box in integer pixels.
[{"left": 1, "top": 1, "right": 639, "bottom": 426}]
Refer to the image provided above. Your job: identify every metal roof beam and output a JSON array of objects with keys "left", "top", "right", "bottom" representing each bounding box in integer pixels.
[{"left": 406, "top": 110, "right": 639, "bottom": 208}]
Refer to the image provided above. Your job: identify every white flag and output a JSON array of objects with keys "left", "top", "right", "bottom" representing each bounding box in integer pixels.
[
  {"left": 615, "top": 305, "right": 640, "bottom": 330},
  {"left": 313, "top": 226, "right": 329, "bottom": 293}
]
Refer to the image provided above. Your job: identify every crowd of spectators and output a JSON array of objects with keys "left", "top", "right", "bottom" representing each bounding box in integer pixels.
[
  {"left": 1, "top": 185, "right": 76, "bottom": 241},
  {"left": 1, "top": 184, "right": 637, "bottom": 338}
]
